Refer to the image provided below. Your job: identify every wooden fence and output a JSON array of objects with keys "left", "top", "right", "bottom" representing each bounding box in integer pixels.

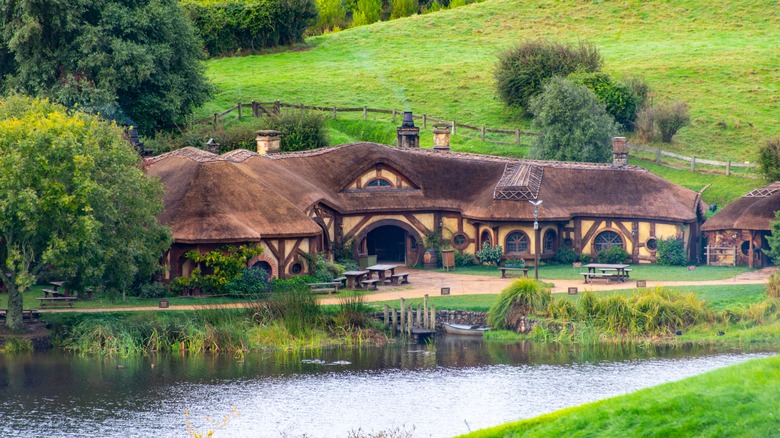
[
  {"left": 628, "top": 145, "right": 757, "bottom": 177},
  {"left": 381, "top": 296, "right": 436, "bottom": 337},
  {"left": 197, "top": 100, "right": 538, "bottom": 146}
]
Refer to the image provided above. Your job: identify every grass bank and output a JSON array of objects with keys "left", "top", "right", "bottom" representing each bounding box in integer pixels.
[
  {"left": 459, "top": 354, "right": 780, "bottom": 438},
  {"left": 201, "top": 0, "right": 780, "bottom": 163}
]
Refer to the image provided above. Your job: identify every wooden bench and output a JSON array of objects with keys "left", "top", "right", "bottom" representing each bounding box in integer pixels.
[
  {"left": 36, "top": 296, "right": 77, "bottom": 308},
  {"left": 333, "top": 276, "right": 347, "bottom": 287},
  {"left": 499, "top": 267, "right": 530, "bottom": 278},
  {"left": 580, "top": 272, "right": 621, "bottom": 284},
  {"left": 387, "top": 272, "right": 410, "bottom": 285},
  {"left": 360, "top": 279, "right": 379, "bottom": 290},
  {"left": 307, "top": 282, "right": 341, "bottom": 294},
  {"left": 42, "top": 288, "right": 64, "bottom": 298},
  {"left": 0, "top": 308, "right": 39, "bottom": 320}
]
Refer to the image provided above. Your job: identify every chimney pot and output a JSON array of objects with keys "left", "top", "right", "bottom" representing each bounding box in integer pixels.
[
  {"left": 396, "top": 112, "right": 420, "bottom": 148},
  {"left": 612, "top": 137, "right": 628, "bottom": 167},
  {"left": 256, "top": 130, "right": 281, "bottom": 155},
  {"left": 433, "top": 124, "right": 451, "bottom": 151}
]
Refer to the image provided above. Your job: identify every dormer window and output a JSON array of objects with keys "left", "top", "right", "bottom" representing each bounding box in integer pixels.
[{"left": 365, "top": 178, "right": 393, "bottom": 188}]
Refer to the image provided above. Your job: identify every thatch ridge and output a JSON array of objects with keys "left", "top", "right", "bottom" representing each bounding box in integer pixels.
[{"left": 703, "top": 182, "right": 780, "bottom": 231}]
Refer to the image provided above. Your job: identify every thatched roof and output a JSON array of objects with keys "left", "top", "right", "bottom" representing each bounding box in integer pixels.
[
  {"left": 146, "top": 143, "right": 702, "bottom": 243},
  {"left": 702, "top": 182, "right": 780, "bottom": 232}
]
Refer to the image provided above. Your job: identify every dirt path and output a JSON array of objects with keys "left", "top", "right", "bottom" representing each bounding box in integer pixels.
[{"left": 34, "top": 267, "right": 774, "bottom": 313}]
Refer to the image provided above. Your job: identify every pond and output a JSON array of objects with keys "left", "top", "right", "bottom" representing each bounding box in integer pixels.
[{"left": 0, "top": 338, "right": 773, "bottom": 438}]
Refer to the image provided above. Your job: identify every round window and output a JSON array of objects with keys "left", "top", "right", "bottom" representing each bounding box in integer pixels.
[
  {"left": 646, "top": 238, "right": 658, "bottom": 251},
  {"left": 594, "top": 230, "right": 623, "bottom": 252},
  {"left": 290, "top": 262, "right": 303, "bottom": 275},
  {"left": 741, "top": 241, "right": 751, "bottom": 256},
  {"left": 451, "top": 233, "right": 468, "bottom": 249},
  {"left": 563, "top": 238, "right": 573, "bottom": 249}
]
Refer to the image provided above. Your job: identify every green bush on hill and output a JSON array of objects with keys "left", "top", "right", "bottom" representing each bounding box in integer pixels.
[
  {"left": 181, "top": 0, "right": 317, "bottom": 57},
  {"left": 261, "top": 110, "right": 329, "bottom": 152},
  {"left": 569, "top": 72, "right": 639, "bottom": 130},
  {"left": 758, "top": 137, "right": 780, "bottom": 182}
]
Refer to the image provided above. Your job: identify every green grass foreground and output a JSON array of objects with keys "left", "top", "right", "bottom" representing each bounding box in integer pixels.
[
  {"left": 458, "top": 354, "right": 780, "bottom": 438},
  {"left": 201, "top": 0, "right": 780, "bottom": 163}
]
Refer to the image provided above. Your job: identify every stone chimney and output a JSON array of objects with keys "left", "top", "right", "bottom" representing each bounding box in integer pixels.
[
  {"left": 433, "top": 124, "right": 451, "bottom": 151},
  {"left": 256, "top": 130, "right": 281, "bottom": 155},
  {"left": 396, "top": 112, "right": 420, "bottom": 148},
  {"left": 612, "top": 137, "right": 628, "bottom": 167}
]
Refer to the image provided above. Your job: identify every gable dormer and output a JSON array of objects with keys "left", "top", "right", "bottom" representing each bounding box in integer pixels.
[{"left": 341, "top": 161, "right": 421, "bottom": 192}]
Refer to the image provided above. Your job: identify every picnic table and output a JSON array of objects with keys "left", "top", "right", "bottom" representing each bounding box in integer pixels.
[
  {"left": 581, "top": 263, "right": 632, "bottom": 283},
  {"left": 366, "top": 264, "right": 396, "bottom": 283},
  {"left": 343, "top": 270, "right": 370, "bottom": 289}
]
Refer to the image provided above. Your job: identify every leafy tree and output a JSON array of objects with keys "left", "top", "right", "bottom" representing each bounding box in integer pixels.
[
  {"left": 654, "top": 101, "right": 691, "bottom": 143},
  {"left": 569, "top": 72, "right": 639, "bottom": 129},
  {"left": 0, "top": 0, "right": 210, "bottom": 135},
  {"left": 765, "top": 211, "right": 780, "bottom": 263},
  {"left": 316, "top": 0, "right": 348, "bottom": 32},
  {"left": 0, "top": 96, "right": 171, "bottom": 331},
  {"left": 352, "top": 0, "right": 382, "bottom": 26},
  {"left": 494, "top": 39, "right": 602, "bottom": 113},
  {"left": 391, "top": 0, "right": 418, "bottom": 19},
  {"left": 262, "top": 110, "right": 328, "bottom": 152},
  {"left": 529, "top": 77, "right": 619, "bottom": 163},
  {"left": 758, "top": 137, "right": 780, "bottom": 182},
  {"left": 180, "top": 245, "right": 264, "bottom": 294}
]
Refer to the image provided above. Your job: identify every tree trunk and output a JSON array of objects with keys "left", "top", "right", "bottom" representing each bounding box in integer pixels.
[{"left": 6, "top": 281, "right": 25, "bottom": 331}]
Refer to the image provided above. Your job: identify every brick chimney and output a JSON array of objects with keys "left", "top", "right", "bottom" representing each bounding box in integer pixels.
[
  {"left": 433, "top": 124, "right": 451, "bottom": 151},
  {"left": 612, "top": 137, "right": 628, "bottom": 167},
  {"left": 256, "top": 130, "right": 281, "bottom": 155},
  {"left": 396, "top": 112, "right": 420, "bottom": 148}
]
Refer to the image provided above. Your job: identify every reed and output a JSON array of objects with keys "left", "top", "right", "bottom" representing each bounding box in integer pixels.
[
  {"left": 1, "top": 337, "right": 33, "bottom": 353},
  {"left": 487, "top": 279, "right": 552, "bottom": 330}
]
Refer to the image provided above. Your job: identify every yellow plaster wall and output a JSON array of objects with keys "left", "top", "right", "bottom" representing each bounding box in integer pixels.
[{"left": 342, "top": 213, "right": 435, "bottom": 237}]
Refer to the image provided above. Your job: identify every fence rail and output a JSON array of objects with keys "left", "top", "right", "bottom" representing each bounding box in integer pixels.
[
  {"left": 197, "top": 100, "right": 756, "bottom": 178},
  {"left": 197, "top": 100, "right": 538, "bottom": 146}
]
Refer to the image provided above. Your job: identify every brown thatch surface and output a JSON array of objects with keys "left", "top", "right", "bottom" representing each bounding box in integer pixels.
[
  {"left": 146, "top": 143, "right": 701, "bottom": 243},
  {"left": 702, "top": 182, "right": 780, "bottom": 231}
]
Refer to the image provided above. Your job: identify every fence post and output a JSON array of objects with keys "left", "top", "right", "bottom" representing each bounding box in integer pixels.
[
  {"left": 392, "top": 109, "right": 397, "bottom": 123},
  {"left": 452, "top": 121, "right": 456, "bottom": 135},
  {"left": 213, "top": 113, "right": 218, "bottom": 127},
  {"left": 726, "top": 160, "right": 731, "bottom": 176},
  {"left": 400, "top": 298, "right": 406, "bottom": 335},
  {"left": 252, "top": 101, "right": 258, "bottom": 117},
  {"left": 237, "top": 102, "right": 242, "bottom": 120},
  {"left": 333, "top": 107, "right": 337, "bottom": 120},
  {"left": 690, "top": 157, "right": 696, "bottom": 172},
  {"left": 655, "top": 148, "right": 661, "bottom": 164},
  {"left": 515, "top": 129, "right": 520, "bottom": 145},
  {"left": 422, "top": 114, "right": 427, "bottom": 129},
  {"left": 363, "top": 106, "right": 367, "bottom": 120},
  {"left": 481, "top": 126, "right": 486, "bottom": 141},
  {"left": 274, "top": 100, "right": 281, "bottom": 116}
]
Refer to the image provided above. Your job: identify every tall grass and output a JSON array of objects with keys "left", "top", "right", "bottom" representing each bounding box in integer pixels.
[{"left": 487, "top": 279, "right": 551, "bottom": 330}]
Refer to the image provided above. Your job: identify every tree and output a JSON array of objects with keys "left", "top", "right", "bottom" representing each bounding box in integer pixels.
[
  {"left": 758, "top": 137, "right": 780, "bottom": 182},
  {"left": 569, "top": 72, "right": 639, "bottom": 129},
  {"left": 0, "top": 0, "right": 210, "bottom": 135},
  {"left": 352, "top": 0, "right": 382, "bottom": 26},
  {"left": 655, "top": 101, "right": 691, "bottom": 143},
  {"left": 494, "top": 39, "right": 602, "bottom": 113},
  {"left": 766, "top": 211, "right": 780, "bottom": 263},
  {"left": 0, "top": 96, "right": 171, "bottom": 331},
  {"left": 529, "top": 77, "right": 619, "bottom": 163}
]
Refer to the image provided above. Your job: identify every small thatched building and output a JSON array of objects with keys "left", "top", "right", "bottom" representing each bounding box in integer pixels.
[
  {"left": 701, "top": 182, "right": 780, "bottom": 267},
  {"left": 145, "top": 132, "right": 705, "bottom": 280}
]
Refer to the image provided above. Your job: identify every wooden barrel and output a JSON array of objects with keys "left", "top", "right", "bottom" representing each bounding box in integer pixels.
[{"left": 423, "top": 249, "right": 439, "bottom": 268}]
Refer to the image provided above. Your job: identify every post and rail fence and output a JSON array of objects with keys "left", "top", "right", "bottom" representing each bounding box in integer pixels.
[{"left": 197, "top": 100, "right": 757, "bottom": 178}]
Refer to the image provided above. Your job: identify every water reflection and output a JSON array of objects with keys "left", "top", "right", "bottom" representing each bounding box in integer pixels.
[{"left": 0, "top": 340, "right": 775, "bottom": 438}]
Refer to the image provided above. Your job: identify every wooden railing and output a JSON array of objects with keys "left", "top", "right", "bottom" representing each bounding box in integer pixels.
[
  {"left": 197, "top": 100, "right": 538, "bottom": 146},
  {"left": 629, "top": 145, "right": 757, "bottom": 177}
]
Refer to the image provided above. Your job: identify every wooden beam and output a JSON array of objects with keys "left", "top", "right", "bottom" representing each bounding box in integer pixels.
[
  {"left": 344, "top": 215, "right": 372, "bottom": 239},
  {"left": 404, "top": 213, "right": 431, "bottom": 235},
  {"left": 580, "top": 219, "right": 603, "bottom": 250}
]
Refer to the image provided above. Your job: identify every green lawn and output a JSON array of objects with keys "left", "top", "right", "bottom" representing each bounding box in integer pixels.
[
  {"left": 431, "top": 264, "right": 751, "bottom": 281},
  {"left": 200, "top": 0, "right": 780, "bottom": 163},
  {"left": 459, "top": 354, "right": 780, "bottom": 437}
]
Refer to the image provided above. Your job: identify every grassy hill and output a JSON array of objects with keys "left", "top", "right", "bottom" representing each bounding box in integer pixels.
[{"left": 201, "top": 0, "right": 779, "bottom": 163}]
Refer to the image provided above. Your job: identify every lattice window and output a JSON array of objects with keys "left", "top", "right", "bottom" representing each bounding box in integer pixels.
[
  {"left": 594, "top": 231, "right": 623, "bottom": 252},
  {"left": 365, "top": 178, "right": 393, "bottom": 188},
  {"left": 493, "top": 163, "right": 544, "bottom": 201},
  {"left": 543, "top": 230, "right": 557, "bottom": 253},
  {"left": 506, "top": 231, "right": 530, "bottom": 253}
]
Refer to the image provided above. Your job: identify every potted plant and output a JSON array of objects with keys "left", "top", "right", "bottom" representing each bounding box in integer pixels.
[{"left": 504, "top": 257, "right": 525, "bottom": 268}]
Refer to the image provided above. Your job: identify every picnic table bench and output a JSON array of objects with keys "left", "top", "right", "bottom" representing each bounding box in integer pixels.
[
  {"left": 36, "top": 296, "right": 78, "bottom": 308},
  {"left": 0, "top": 308, "right": 39, "bottom": 320},
  {"left": 387, "top": 272, "right": 410, "bottom": 285},
  {"left": 580, "top": 264, "right": 632, "bottom": 284},
  {"left": 307, "top": 282, "right": 342, "bottom": 294},
  {"left": 499, "top": 267, "right": 530, "bottom": 278},
  {"left": 360, "top": 279, "right": 379, "bottom": 290},
  {"left": 42, "top": 288, "right": 64, "bottom": 298}
]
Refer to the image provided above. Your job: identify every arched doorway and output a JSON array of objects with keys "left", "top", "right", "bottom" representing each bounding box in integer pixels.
[
  {"left": 367, "top": 225, "right": 406, "bottom": 263},
  {"left": 354, "top": 219, "right": 424, "bottom": 266}
]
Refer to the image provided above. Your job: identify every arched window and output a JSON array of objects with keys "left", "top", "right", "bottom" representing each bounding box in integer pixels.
[
  {"left": 481, "top": 230, "right": 492, "bottom": 247},
  {"left": 594, "top": 230, "right": 623, "bottom": 252},
  {"left": 543, "top": 230, "right": 557, "bottom": 253},
  {"left": 365, "top": 178, "right": 393, "bottom": 188},
  {"left": 505, "top": 231, "right": 529, "bottom": 253}
]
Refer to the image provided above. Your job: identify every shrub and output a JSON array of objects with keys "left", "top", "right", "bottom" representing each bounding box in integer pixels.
[
  {"left": 454, "top": 252, "right": 476, "bottom": 267},
  {"left": 225, "top": 268, "right": 272, "bottom": 298},
  {"left": 390, "top": 0, "right": 418, "bottom": 18},
  {"left": 656, "top": 237, "right": 687, "bottom": 266},
  {"left": 352, "top": 0, "right": 382, "bottom": 26},
  {"left": 315, "top": 0, "right": 348, "bottom": 33},
  {"left": 262, "top": 110, "right": 328, "bottom": 152},
  {"left": 494, "top": 39, "right": 602, "bottom": 112},
  {"left": 622, "top": 76, "right": 651, "bottom": 110},
  {"left": 654, "top": 101, "right": 691, "bottom": 143},
  {"left": 134, "top": 282, "right": 168, "bottom": 299},
  {"left": 554, "top": 247, "right": 578, "bottom": 264},
  {"left": 304, "top": 254, "right": 345, "bottom": 282},
  {"left": 758, "top": 137, "right": 780, "bottom": 182},
  {"left": 767, "top": 273, "right": 780, "bottom": 299},
  {"left": 504, "top": 257, "right": 525, "bottom": 268},
  {"left": 181, "top": 245, "right": 264, "bottom": 294},
  {"left": 476, "top": 242, "right": 503, "bottom": 265},
  {"left": 569, "top": 72, "right": 639, "bottom": 129},
  {"left": 597, "top": 245, "right": 629, "bottom": 264},
  {"left": 529, "top": 77, "right": 619, "bottom": 163},
  {"left": 548, "top": 297, "right": 579, "bottom": 321},
  {"left": 633, "top": 105, "right": 656, "bottom": 143},
  {"left": 2, "top": 338, "right": 33, "bottom": 353},
  {"left": 181, "top": 0, "right": 317, "bottom": 57},
  {"left": 487, "top": 279, "right": 552, "bottom": 329},
  {"left": 579, "top": 253, "right": 592, "bottom": 264}
]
